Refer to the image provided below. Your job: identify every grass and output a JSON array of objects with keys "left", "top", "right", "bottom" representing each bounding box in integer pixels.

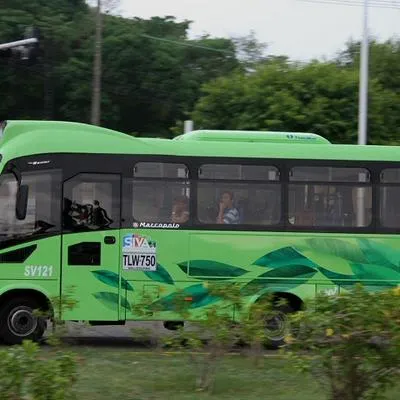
[{"left": 48, "top": 346, "right": 399, "bottom": 400}]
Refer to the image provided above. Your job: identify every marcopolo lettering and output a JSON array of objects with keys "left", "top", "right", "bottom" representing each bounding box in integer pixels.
[{"left": 137, "top": 222, "right": 180, "bottom": 229}]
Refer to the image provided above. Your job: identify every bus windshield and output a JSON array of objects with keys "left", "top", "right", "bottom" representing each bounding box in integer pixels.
[
  {"left": 0, "top": 170, "right": 61, "bottom": 241},
  {"left": 0, "top": 174, "right": 34, "bottom": 240}
]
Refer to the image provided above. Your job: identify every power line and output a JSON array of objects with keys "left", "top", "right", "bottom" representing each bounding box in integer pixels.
[
  {"left": 299, "top": 0, "right": 400, "bottom": 7},
  {"left": 140, "top": 34, "right": 236, "bottom": 55},
  {"left": 297, "top": 0, "right": 400, "bottom": 9}
]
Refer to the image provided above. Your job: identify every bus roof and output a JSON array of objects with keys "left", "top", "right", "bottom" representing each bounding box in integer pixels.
[
  {"left": 0, "top": 120, "right": 399, "bottom": 164},
  {"left": 173, "top": 130, "right": 331, "bottom": 144}
]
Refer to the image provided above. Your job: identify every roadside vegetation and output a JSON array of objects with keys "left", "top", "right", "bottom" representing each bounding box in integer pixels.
[{"left": 0, "top": 284, "right": 398, "bottom": 399}]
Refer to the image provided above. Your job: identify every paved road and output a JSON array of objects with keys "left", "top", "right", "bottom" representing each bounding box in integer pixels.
[
  {"left": 0, "top": 322, "right": 277, "bottom": 355},
  {"left": 50, "top": 322, "right": 278, "bottom": 356},
  {"left": 45, "top": 321, "right": 180, "bottom": 348}
]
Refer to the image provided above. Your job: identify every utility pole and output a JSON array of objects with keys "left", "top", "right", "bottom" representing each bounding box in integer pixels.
[
  {"left": 357, "top": 0, "right": 369, "bottom": 145},
  {"left": 91, "top": 0, "right": 102, "bottom": 126}
]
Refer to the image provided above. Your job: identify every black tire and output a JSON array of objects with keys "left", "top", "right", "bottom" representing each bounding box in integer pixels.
[
  {"left": 0, "top": 297, "right": 47, "bottom": 345},
  {"left": 263, "top": 304, "right": 295, "bottom": 350}
]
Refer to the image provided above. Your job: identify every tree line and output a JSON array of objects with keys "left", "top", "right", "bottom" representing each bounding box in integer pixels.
[{"left": 1, "top": 0, "right": 399, "bottom": 144}]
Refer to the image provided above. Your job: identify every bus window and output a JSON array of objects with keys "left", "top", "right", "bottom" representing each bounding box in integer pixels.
[
  {"left": 124, "top": 162, "right": 190, "bottom": 225},
  {"left": 199, "top": 164, "right": 279, "bottom": 181},
  {"left": 379, "top": 168, "right": 400, "bottom": 228},
  {"left": 63, "top": 174, "right": 120, "bottom": 231},
  {"left": 289, "top": 166, "right": 371, "bottom": 227},
  {"left": 130, "top": 181, "right": 190, "bottom": 224},
  {"left": 0, "top": 170, "right": 61, "bottom": 239},
  {"left": 197, "top": 164, "right": 281, "bottom": 226},
  {"left": 290, "top": 166, "right": 369, "bottom": 182},
  {"left": 134, "top": 162, "right": 188, "bottom": 179}
]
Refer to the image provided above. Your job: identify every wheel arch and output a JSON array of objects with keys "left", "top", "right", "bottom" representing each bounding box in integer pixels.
[
  {"left": 0, "top": 288, "right": 53, "bottom": 316},
  {"left": 252, "top": 289, "right": 305, "bottom": 312},
  {"left": 270, "top": 291, "right": 304, "bottom": 311}
]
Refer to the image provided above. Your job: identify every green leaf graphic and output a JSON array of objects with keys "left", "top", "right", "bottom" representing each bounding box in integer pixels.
[
  {"left": 357, "top": 239, "right": 399, "bottom": 272},
  {"left": 253, "top": 246, "right": 317, "bottom": 269},
  {"left": 318, "top": 263, "right": 399, "bottom": 287},
  {"left": 259, "top": 265, "right": 317, "bottom": 280},
  {"left": 144, "top": 264, "right": 174, "bottom": 285},
  {"left": 93, "top": 292, "right": 131, "bottom": 311},
  {"left": 151, "top": 284, "right": 219, "bottom": 311},
  {"left": 305, "top": 239, "right": 367, "bottom": 264},
  {"left": 178, "top": 260, "right": 247, "bottom": 278},
  {"left": 91, "top": 270, "right": 134, "bottom": 291},
  {"left": 241, "top": 265, "right": 316, "bottom": 296},
  {"left": 241, "top": 282, "right": 301, "bottom": 296},
  {"left": 317, "top": 266, "right": 355, "bottom": 283},
  {"left": 350, "top": 263, "right": 399, "bottom": 285}
]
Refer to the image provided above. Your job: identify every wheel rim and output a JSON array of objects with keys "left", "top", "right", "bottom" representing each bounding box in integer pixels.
[
  {"left": 7, "top": 306, "right": 38, "bottom": 337},
  {"left": 264, "top": 311, "right": 289, "bottom": 342}
]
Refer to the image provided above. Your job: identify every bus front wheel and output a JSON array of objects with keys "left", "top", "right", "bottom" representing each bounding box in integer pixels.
[{"left": 0, "top": 297, "right": 47, "bottom": 345}]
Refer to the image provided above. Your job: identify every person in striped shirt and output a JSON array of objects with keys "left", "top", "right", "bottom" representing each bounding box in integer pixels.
[{"left": 217, "top": 191, "right": 240, "bottom": 224}]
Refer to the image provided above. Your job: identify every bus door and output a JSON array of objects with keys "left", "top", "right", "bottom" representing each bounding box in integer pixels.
[{"left": 61, "top": 173, "right": 122, "bottom": 321}]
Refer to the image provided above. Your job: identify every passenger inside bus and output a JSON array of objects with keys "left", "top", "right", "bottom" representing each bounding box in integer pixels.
[
  {"left": 171, "top": 195, "right": 189, "bottom": 224},
  {"left": 216, "top": 191, "right": 240, "bottom": 224},
  {"left": 63, "top": 199, "right": 113, "bottom": 230},
  {"left": 89, "top": 199, "right": 113, "bottom": 228},
  {"left": 289, "top": 185, "right": 371, "bottom": 227},
  {"left": 64, "top": 198, "right": 89, "bottom": 229}
]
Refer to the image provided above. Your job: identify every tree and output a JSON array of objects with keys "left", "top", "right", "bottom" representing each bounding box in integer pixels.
[
  {"left": 0, "top": 3, "right": 241, "bottom": 135},
  {"left": 0, "top": 0, "right": 90, "bottom": 120},
  {"left": 3, "top": 3, "right": 397, "bottom": 141},
  {"left": 193, "top": 58, "right": 400, "bottom": 144},
  {"left": 44, "top": 10, "right": 241, "bottom": 136},
  {"left": 337, "top": 38, "right": 400, "bottom": 93},
  {"left": 232, "top": 30, "right": 268, "bottom": 71},
  {"left": 335, "top": 39, "right": 400, "bottom": 144}
]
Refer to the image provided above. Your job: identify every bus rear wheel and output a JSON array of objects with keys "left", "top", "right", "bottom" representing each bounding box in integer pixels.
[
  {"left": 263, "top": 304, "right": 294, "bottom": 349},
  {"left": 0, "top": 297, "right": 47, "bottom": 345}
]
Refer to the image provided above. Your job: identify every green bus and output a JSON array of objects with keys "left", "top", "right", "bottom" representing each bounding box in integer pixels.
[{"left": 0, "top": 120, "right": 399, "bottom": 346}]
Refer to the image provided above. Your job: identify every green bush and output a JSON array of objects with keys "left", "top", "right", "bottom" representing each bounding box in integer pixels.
[
  {"left": 285, "top": 285, "right": 400, "bottom": 400},
  {"left": 0, "top": 288, "right": 80, "bottom": 400},
  {"left": 0, "top": 340, "right": 36, "bottom": 399},
  {"left": 30, "top": 350, "right": 78, "bottom": 400},
  {"left": 0, "top": 340, "right": 78, "bottom": 400},
  {"left": 138, "top": 282, "right": 275, "bottom": 392}
]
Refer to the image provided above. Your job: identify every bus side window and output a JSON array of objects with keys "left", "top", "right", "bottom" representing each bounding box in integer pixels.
[
  {"left": 197, "top": 164, "right": 281, "bottom": 226},
  {"left": 63, "top": 174, "right": 120, "bottom": 231},
  {"left": 379, "top": 168, "right": 400, "bottom": 228},
  {"left": 288, "top": 166, "right": 371, "bottom": 228},
  {"left": 124, "top": 162, "right": 190, "bottom": 226}
]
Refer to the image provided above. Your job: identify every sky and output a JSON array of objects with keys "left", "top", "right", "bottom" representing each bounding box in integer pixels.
[{"left": 120, "top": 0, "right": 400, "bottom": 61}]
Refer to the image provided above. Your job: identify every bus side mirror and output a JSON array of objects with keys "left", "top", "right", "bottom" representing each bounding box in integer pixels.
[{"left": 16, "top": 184, "right": 29, "bottom": 220}]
